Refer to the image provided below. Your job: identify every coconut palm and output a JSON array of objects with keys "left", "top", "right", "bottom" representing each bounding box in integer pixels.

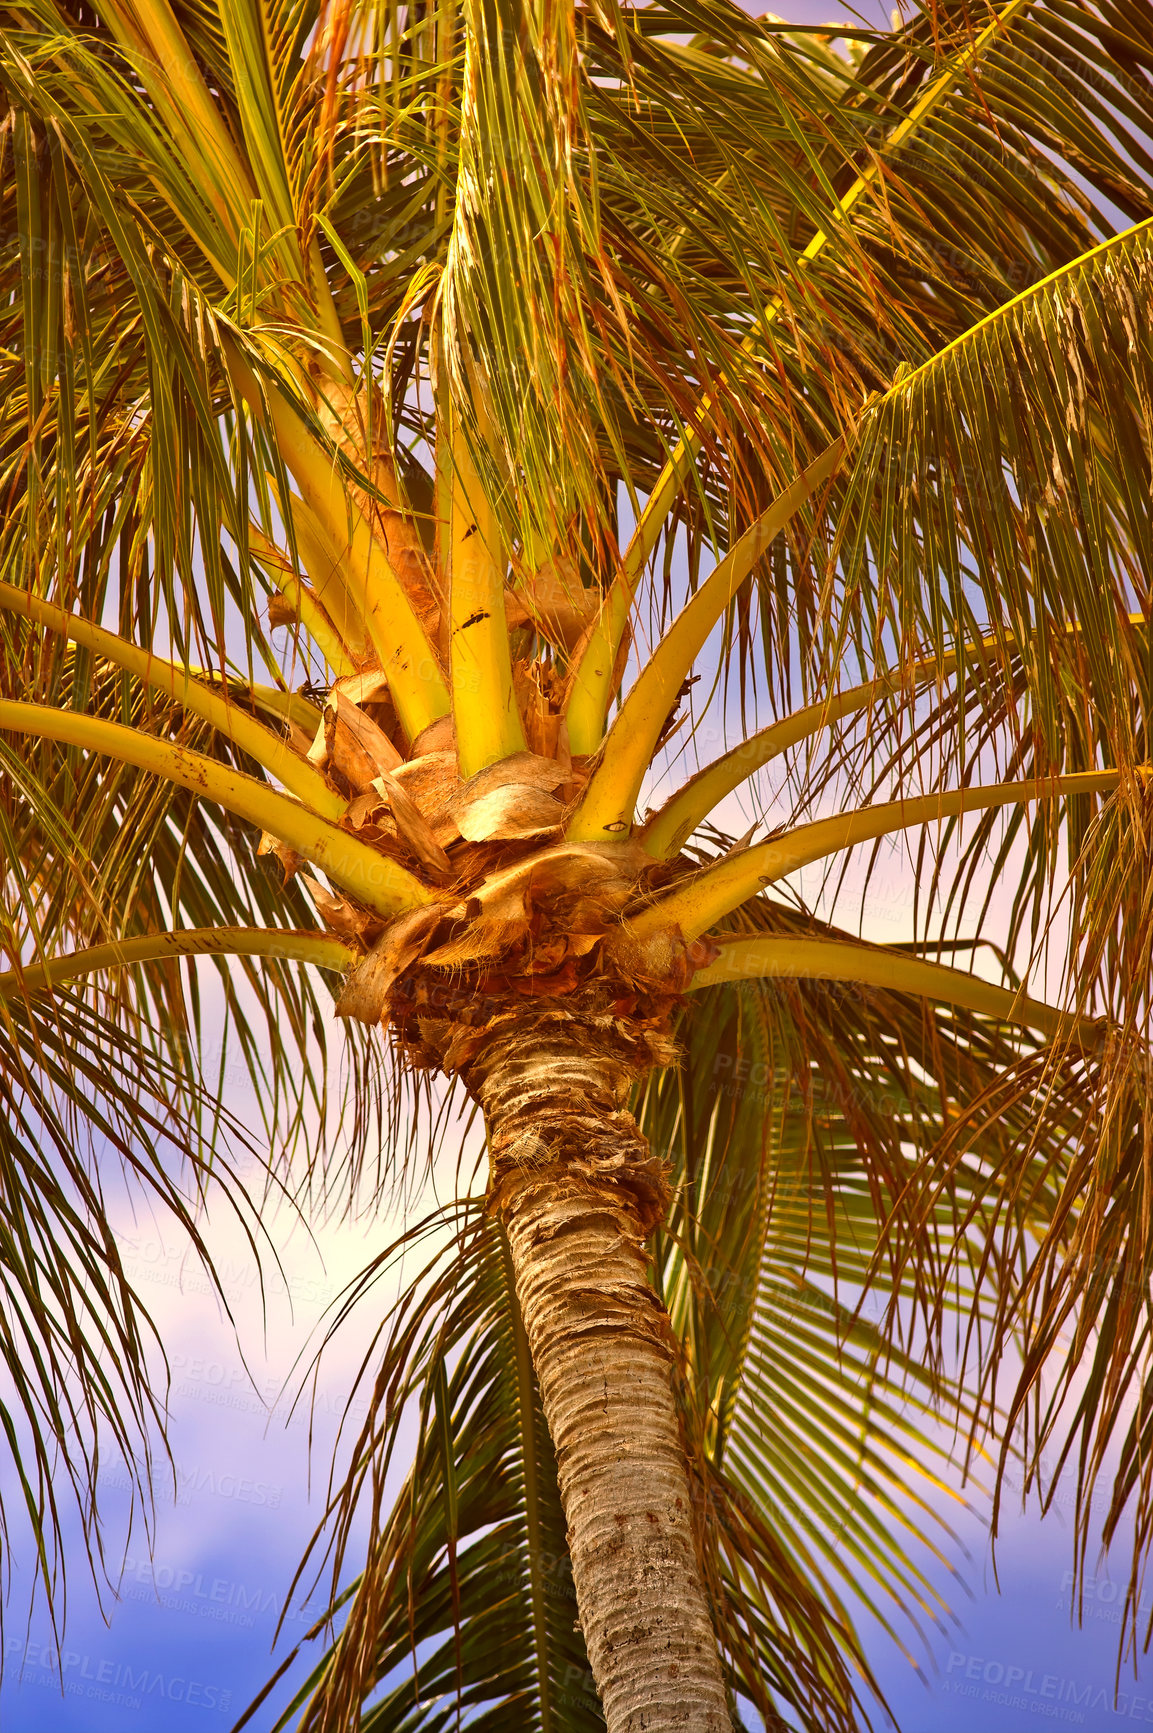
[{"left": 3, "top": 0, "right": 1153, "bottom": 1726}]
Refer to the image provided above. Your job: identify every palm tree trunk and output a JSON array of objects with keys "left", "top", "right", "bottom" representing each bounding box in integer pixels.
[{"left": 461, "top": 1007, "right": 733, "bottom": 1733}]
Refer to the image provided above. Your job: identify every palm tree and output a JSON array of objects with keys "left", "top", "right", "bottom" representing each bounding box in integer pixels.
[{"left": 3, "top": 0, "right": 1153, "bottom": 1725}]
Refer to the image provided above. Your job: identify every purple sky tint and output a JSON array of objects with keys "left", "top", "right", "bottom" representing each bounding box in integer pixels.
[{"left": 0, "top": 1116, "right": 447, "bottom": 1731}]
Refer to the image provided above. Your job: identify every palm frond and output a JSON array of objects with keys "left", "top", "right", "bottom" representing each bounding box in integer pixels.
[
  {"left": 603, "top": 0, "right": 1153, "bottom": 744},
  {"left": 904, "top": 786, "right": 1153, "bottom": 1650},
  {"left": 0, "top": 652, "right": 365, "bottom": 1153},
  {"left": 0, "top": 982, "right": 267, "bottom": 1639},
  {"left": 639, "top": 884, "right": 1089, "bottom": 1687},
  {"left": 829, "top": 215, "right": 1153, "bottom": 762}
]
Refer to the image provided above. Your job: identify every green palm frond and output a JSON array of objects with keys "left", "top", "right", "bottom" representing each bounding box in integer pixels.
[
  {"left": 907, "top": 789, "right": 1153, "bottom": 1643},
  {"left": 647, "top": 220, "right": 1153, "bottom": 853},
  {"left": 625, "top": 0, "right": 1153, "bottom": 725},
  {"left": 831, "top": 216, "right": 1153, "bottom": 753},
  {"left": 636, "top": 878, "right": 1145, "bottom": 1686},
  {"left": 783, "top": 219, "right": 1153, "bottom": 1069},
  {"left": 662, "top": 877, "right": 1153, "bottom": 1655},
  {"left": 0, "top": 981, "right": 268, "bottom": 1636},
  {"left": 0, "top": 651, "right": 344, "bottom": 1130},
  {"left": 0, "top": 647, "right": 336, "bottom": 1616},
  {"left": 435, "top": 0, "right": 888, "bottom": 566}
]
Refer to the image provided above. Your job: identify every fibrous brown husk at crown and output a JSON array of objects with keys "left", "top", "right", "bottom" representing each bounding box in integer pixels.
[
  {"left": 326, "top": 808, "right": 720, "bottom": 1225},
  {"left": 331, "top": 825, "right": 718, "bottom": 1037},
  {"left": 308, "top": 648, "right": 722, "bottom": 1231}
]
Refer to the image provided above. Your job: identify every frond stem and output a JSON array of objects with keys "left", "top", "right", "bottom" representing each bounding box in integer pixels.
[
  {"left": 447, "top": 401, "right": 528, "bottom": 774},
  {"left": 0, "top": 581, "right": 343, "bottom": 817},
  {"left": 566, "top": 444, "right": 843, "bottom": 841},
  {"left": 888, "top": 215, "right": 1153, "bottom": 399},
  {"left": 0, "top": 702, "right": 432, "bottom": 921},
  {"left": 628, "top": 770, "right": 1134, "bottom": 941},
  {"left": 688, "top": 934, "right": 1094, "bottom": 1045},
  {"left": 224, "top": 340, "right": 451, "bottom": 741},
  {"left": 0, "top": 927, "right": 354, "bottom": 998},
  {"left": 642, "top": 649, "right": 962, "bottom": 859}
]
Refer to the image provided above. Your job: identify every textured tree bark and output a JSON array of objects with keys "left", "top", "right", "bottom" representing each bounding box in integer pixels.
[{"left": 463, "top": 1007, "right": 732, "bottom": 1733}]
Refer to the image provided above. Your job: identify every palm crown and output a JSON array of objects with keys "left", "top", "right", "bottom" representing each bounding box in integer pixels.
[{"left": 2, "top": 0, "right": 1153, "bottom": 1727}]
